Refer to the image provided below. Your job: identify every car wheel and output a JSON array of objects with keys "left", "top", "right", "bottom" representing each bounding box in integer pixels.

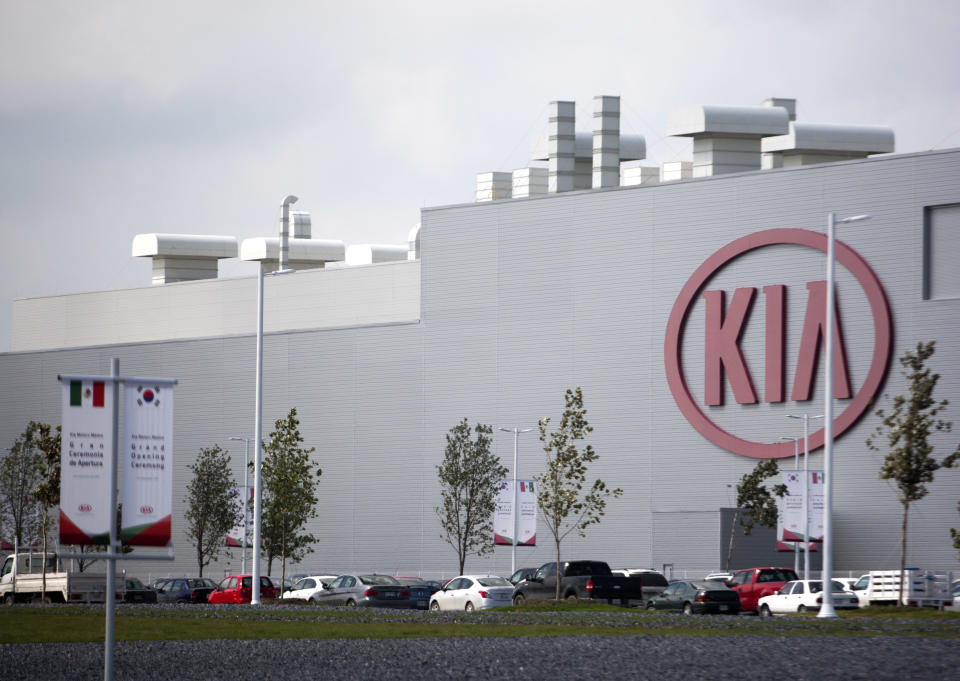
[
  {"left": 345, "top": 599, "right": 357, "bottom": 607},
  {"left": 646, "top": 601, "right": 656, "bottom": 610},
  {"left": 513, "top": 593, "right": 525, "bottom": 606},
  {"left": 565, "top": 593, "right": 578, "bottom": 602},
  {"left": 465, "top": 601, "right": 475, "bottom": 612},
  {"left": 309, "top": 595, "right": 319, "bottom": 604},
  {"left": 4, "top": 594, "right": 14, "bottom": 605},
  {"left": 682, "top": 603, "right": 694, "bottom": 615},
  {"left": 429, "top": 600, "right": 440, "bottom": 612},
  {"left": 797, "top": 605, "right": 807, "bottom": 613},
  {"left": 760, "top": 604, "right": 772, "bottom": 617}
]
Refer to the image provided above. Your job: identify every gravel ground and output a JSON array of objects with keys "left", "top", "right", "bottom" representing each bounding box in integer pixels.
[{"left": 3, "top": 604, "right": 959, "bottom": 681}]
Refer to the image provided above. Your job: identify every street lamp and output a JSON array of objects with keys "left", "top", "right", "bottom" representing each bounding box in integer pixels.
[
  {"left": 251, "top": 194, "right": 299, "bottom": 605},
  {"left": 787, "top": 413, "right": 823, "bottom": 580},
  {"left": 228, "top": 436, "right": 252, "bottom": 574},
  {"left": 499, "top": 426, "right": 534, "bottom": 575},
  {"left": 820, "top": 212, "right": 870, "bottom": 619},
  {"left": 778, "top": 436, "right": 801, "bottom": 574}
]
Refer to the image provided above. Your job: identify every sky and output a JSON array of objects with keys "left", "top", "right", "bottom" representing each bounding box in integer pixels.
[{"left": 1, "top": 0, "right": 959, "bottom": 352}]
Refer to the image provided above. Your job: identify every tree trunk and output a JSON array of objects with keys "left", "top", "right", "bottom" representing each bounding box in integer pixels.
[
  {"left": 899, "top": 502, "right": 909, "bottom": 606},
  {"left": 555, "top": 539, "right": 561, "bottom": 601}
]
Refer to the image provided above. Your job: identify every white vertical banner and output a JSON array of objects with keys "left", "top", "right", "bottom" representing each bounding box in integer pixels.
[
  {"left": 493, "top": 479, "right": 537, "bottom": 546},
  {"left": 778, "top": 470, "right": 824, "bottom": 543},
  {"left": 225, "top": 485, "right": 253, "bottom": 547},
  {"left": 60, "top": 377, "right": 114, "bottom": 545},
  {"left": 121, "top": 381, "right": 175, "bottom": 546}
]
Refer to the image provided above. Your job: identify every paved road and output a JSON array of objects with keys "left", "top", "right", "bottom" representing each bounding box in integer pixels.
[{"left": 3, "top": 633, "right": 959, "bottom": 681}]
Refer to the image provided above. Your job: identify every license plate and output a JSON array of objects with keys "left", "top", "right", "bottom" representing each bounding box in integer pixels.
[
  {"left": 383, "top": 592, "right": 397, "bottom": 599},
  {"left": 719, "top": 605, "right": 728, "bottom": 611}
]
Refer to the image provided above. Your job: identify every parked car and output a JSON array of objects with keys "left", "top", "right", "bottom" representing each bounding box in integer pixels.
[
  {"left": 848, "top": 570, "right": 952, "bottom": 607},
  {"left": 430, "top": 575, "right": 514, "bottom": 611},
  {"left": 282, "top": 575, "right": 338, "bottom": 602},
  {"left": 646, "top": 580, "right": 740, "bottom": 615},
  {"left": 123, "top": 577, "right": 158, "bottom": 604},
  {"left": 310, "top": 574, "right": 420, "bottom": 608},
  {"left": 155, "top": 577, "right": 218, "bottom": 604},
  {"left": 267, "top": 575, "right": 294, "bottom": 594},
  {"left": 208, "top": 574, "right": 278, "bottom": 604},
  {"left": 726, "top": 567, "right": 799, "bottom": 613},
  {"left": 758, "top": 579, "right": 859, "bottom": 615},
  {"left": 509, "top": 567, "right": 537, "bottom": 586},
  {"left": 395, "top": 576, "right": 443, "bottom": 595},
  {"left": 512, "top": 561, "right": 655, "bottom": 606}
]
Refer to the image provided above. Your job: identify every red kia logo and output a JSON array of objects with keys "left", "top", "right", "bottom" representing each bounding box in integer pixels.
[
  {"left": 664, "top": 228, "right": 892, "bottom": 459},
  {"left": 78, "top": 504, "right": 93, "bottom": 513},
  {"left": 139, "top": 505, "right": 154, "bottom": 514}
]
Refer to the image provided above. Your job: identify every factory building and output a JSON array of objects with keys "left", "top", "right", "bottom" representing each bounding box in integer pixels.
[{"left": 3, "top": 95, "right": 959, "bottom": 580}]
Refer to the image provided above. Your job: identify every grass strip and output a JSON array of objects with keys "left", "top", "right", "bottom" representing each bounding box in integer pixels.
[{"left": 1, "top": 606, "right": 958, "bottom": 645}]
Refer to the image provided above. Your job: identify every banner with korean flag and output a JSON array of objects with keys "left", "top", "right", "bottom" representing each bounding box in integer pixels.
[
  {"left": 60, "top": 377, "right": 114, "bottom": 545},
  {"left": 121, "top": 381, "right": 175, "bottom": 546},
  {"left": 493, "top": 479, "right": 537, "bottom": 546},
  {"left": 777, "top": 469, "right": 824, "bottom": 543}
]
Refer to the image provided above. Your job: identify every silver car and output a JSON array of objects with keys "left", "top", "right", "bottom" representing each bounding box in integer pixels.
[{"left": 311, "top": 574, "right": 419, "bottom": 608}]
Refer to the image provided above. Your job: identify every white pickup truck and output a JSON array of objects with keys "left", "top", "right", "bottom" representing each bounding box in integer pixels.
[
  {"left": 0, "top": 552, "right": 122, "bottom": 604},
  {"left": 849, "top": 570, "right": 952, "bottom": 608}
]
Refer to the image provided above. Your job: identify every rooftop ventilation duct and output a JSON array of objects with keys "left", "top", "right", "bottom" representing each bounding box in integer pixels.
[
  {"left": 292, "top": 211, "right": 312, "bottom": 239},
  {"left": 132, "top": 233, "right": 238, "bottom": 285},
  {"left": 548, "top": 100, "right": 576, "bottom": 193},
  {"left": 345, "top": 244, "right": 409, "bottom": 266},
  {"left": 667, "top": 104, "right": 790, "bottom": 177},
  {"left": 408, "top": 223, "right": 421, "bottom": 260},
  {"left": 476, "top": 172, "right": 513, "bottom": 202},
  {"left": 761, "top": 122, "right": 895, "bottom": 168},
  {"left": 240, "top": 237, "right": 344, "bottom": 271}
]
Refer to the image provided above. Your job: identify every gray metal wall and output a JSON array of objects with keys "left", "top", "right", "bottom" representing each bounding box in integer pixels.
[{"left": 1, "top": 149, "right": 959, "bottom": 581}]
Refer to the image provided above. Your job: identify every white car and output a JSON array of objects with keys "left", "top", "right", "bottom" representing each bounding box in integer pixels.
[
  {"left": 758, "top": 579, "right": 859, "bottom": 616},
  {"left": 429, "top": 575, "right": 514, "bottom": 612},
  {"left": 281, "top": 575, "right": 338, "bottom": 602}
]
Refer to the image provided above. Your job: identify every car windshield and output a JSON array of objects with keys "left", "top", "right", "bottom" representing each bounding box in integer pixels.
[
  {"left": 126, "top": 579, "right": 144, "bottom": 589},
  {"left": 360, "top": 575, "right": 400, "bottom": 586},
  {"left": 477, "top": 577, "right": 511, "bottom": 587}
]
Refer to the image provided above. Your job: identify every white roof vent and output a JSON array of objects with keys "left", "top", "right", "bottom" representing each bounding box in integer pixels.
[
  {"left": 761, "top": 122, "right": 895, "bottom": 167},
  {"left": 240, "top": 237, "right": 344, "bottom": 270},
  {"left": 132, "top": 233, "right": 238, "bottom": 285},
  {"left": 345, "top": 244, "right": 408, "bottom": 266}
]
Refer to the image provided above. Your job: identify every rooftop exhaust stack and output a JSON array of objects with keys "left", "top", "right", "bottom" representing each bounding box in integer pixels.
[
  {"left": 548, "top": 100, "right": 576, "bottom": 193},
  {"left": 279, "top": 195, "right": 298, "bottom": 272},
  {"left": 593, "top": 96, "right": 620, "bottom": 188},
  {"left": 292, "top": 211, "right": 311, "bottom": 239}
]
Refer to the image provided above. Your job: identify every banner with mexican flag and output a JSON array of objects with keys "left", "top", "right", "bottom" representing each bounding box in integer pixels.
[
  {"left": 121, "top": 381, "right": 175, "bottom": 546},
  {"left": 493, "top": 479, "right": 537, "bottom": 546},
  {"left": 60, "top": 377, "right": 115, "bottom": 545}
]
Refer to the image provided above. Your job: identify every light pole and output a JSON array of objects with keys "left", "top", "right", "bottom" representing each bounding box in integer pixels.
[
  {"left": 499, "top": 426, "right": 533, "bottom": 575},
  {"left": 787, "top": 413, "right": 823, "bottom": 580},
  {"left": 252, "top": 194, "right": 299, "bottom": 605},
  {"left": 778, "top": 436, "right": 801, "bottom": 574},
  {"left": 820, "top": 212, "right": 870, "bottom": 619},
  {"left": 228, "top": 436, "right": 252, "bottom": 574}
]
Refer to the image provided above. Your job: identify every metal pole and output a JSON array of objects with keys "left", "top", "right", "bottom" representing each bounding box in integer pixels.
[
  {"left": 803, "top": 415, "right": 810, "bottom": 581},
  {"left": 511, "top": 430, "right": 519, "bottom": 575},
  {"left": 243, "top": 438, "right": 249, "bottom": 576},
  {"left": 105, "top": 357, "right": 119, "bottom": 681},
  {"left": 252, "top": 264, "right": 264, "bottom": 605},
  {"left": 820, "top": 212, "right": 838, "bottom": 618}
]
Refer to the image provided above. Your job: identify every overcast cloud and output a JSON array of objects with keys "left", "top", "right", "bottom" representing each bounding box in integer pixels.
[{"left": 1, "top": 0, "right": 959, "bottom": 351}]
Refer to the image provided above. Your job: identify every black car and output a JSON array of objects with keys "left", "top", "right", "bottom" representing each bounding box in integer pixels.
[
  {"left": 156, "top": 577, "right": 218, "bottom": 603},
  {"left": 123, "top": 577, "right": 158, "bottom": 604},
  {"left": 646, "top": 580, "right": 740, "bottom": 615},
  {"left": 509, "top": 567, "right": 537, "bottom": 586}
]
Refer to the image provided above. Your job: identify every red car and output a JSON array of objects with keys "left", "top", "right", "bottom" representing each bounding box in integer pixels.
[
  {"left": 208, "top": 574, "right": 278, "bottom": 604},
  {"left": 727, "top": 567, "right": 799, "bottom": 613}
]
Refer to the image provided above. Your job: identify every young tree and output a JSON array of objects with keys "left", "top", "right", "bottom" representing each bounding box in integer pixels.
[
  {"left": 866, "top": 341, "right": 959, "bottom": 603},
  {"left": 30, "top": 422, "right": 61, "bottom": 600},
  {"left": 261, "top": 408, "right": 321, "bottom": 589},
  {"left": 535, "top": 387, "right": 622, "bottom": 600},
  {"left": 435, "top": 419, "right": 508, "bottom": 574},
  {"left": 0, "top": 425, "right": 44, "bottom": 549},
  {"left": 184, "top": 445, "right": 242, "bottom": 577},
  {"left": 951, "top": 500, "right": 960, "bottom": 560},
  {"left": 725, "top": 459, "right": 787, "bottom": 571}
]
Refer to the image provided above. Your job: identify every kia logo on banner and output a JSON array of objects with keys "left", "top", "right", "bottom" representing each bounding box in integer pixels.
[
  {"left": 77, "top": 504, "right": 93, "bottom": 513},
  {"left": 664, "top": 228, "right": 892, "bottom": 459}
]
